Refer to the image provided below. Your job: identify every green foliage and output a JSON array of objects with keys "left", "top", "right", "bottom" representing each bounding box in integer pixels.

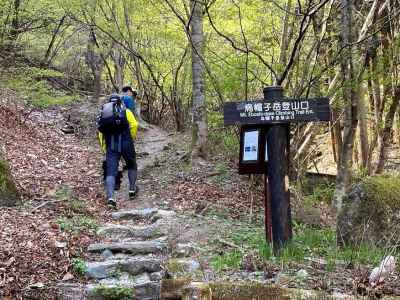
[
  {"left": 210, "top": 221, "right": 397, "bottom": 273},
  {"left": 361, "top": 175, "right": 400, "bottom": 210},
  {"left": 57, "top": 216, "right": 99, "bottom": 234},
  {"left": 1, "top": 67, "right": 78, "bottom": 108},
  {"left": 66, "top": 199, "right": 90, "bottom": 214},
  {"left": 339, "top": 244, "right": 386, "bottom": 266},
  {"left": 54, "top": 186, "right": 73, "bottom": 201},
  {"left": 92, "top": 285, "right": 134, "bottom": 300},
  {"left": 208, "top": 127, "right": 239, "bottom": 160},
  {"left": 303, "top": 183, "right": 335, "bottom": 205},
  {"left": 211, "top": 250, "right": 242, "bottom": 271},
  {"left": 71, "top": 257, "right": 87, "bottom": 276},
  {"left": 210, "top": 162, "right": 234, "bottom": 184}
]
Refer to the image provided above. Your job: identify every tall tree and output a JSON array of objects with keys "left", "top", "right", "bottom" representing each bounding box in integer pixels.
[
  {"left": 190, "top": 0, "right": 207, "bottom": 159},
  {"left": 334, "top": 0, "right": 358, "bottom": 215}
]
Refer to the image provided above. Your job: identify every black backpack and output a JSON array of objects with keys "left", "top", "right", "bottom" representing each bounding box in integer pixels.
[{"left": 97, "top": 94, "right": 128, "bottom": 135}]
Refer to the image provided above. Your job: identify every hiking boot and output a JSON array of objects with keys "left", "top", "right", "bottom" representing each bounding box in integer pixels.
[
  {"left": 129, "top": 186, "right": 139, "bottom": 199},
  {"left": 107, "top": 198, "right": 117, "bottom": 209}
]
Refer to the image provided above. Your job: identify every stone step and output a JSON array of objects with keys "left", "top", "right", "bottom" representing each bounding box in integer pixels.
[
  {"left": 150, "top": 210, "right": 177, "bottom": 223},
  {"left": 86, "top": 257, "right": 162, "bottom": 279},
  {"left": 57, "top": 280, "right": 160, "bottom": 300},
  {"left": 97, "top": 224, "right": 163, "bottom": 240},
  {"left": 111, "top": 208, "right": 158, "bottom": 221},
  {"left": 87, "top": 240, "right": 167, "bottom": 255}
]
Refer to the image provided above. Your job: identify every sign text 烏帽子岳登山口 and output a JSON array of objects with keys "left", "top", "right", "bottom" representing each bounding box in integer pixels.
[{"left": 223, "top": 97, "right": 330, "bottom": 126}]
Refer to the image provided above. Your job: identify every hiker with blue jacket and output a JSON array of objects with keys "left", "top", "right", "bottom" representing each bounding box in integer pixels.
[
  {"left": 121, "top": 86, "right": 138, "bottom": 117},
  {"left": 97, "top": 94, "right": 139, "bottom": 208}
]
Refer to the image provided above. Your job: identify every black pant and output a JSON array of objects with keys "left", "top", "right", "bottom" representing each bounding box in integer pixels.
[{"left": 106, "top": 140, "right": 137, "bottom": 177}]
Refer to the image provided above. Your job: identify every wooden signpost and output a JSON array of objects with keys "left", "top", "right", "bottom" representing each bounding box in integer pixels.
[{"left": 224, "top": 86, "right": 331, "bottom": 251}]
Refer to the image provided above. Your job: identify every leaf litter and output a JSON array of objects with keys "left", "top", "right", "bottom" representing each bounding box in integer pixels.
[{"left": 0, "top": 90, "right": 104, "bottom": 298}]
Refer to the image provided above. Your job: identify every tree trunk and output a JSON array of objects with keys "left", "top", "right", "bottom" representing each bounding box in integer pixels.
[
  {"left": 358, "top": 84, "right": 369, "bottom": 170},
  {"left": 293, "top": 123, "right": 319, "bottom": 165},
  {"left": 332, "top": 109, "right": 343, "bottom": 165},
  {"left": 374, "top": 14, "right": 395, "bottom": 173},
  {"left": 44, "top": 15, "right": 66, "bottom": 65},
  {"left": 334, "top": 0, "right": 358, "bottom": 214},
  {"left": 9, "top": 0, "right": 21, "bottom": 42},
  {"left": 375, "top": 87, "right": 400, "bottom": 173},
  {"left": 190, "top": 0, "right": 207, "bottom": 159},
  {"left": 132, "top": 56, "right": 150, "bottom": 126},
  {"left": 366, "top": 76, "right": 379, "bottom": 174},
  {"left": 278, "top": 0, "right": 293, "bottom": 68},
  {"left": 112, "top": 44, "right": 125, "bottom": 92},
  {"left": 85, "top": 30, "right": 104, "bottom": 103}
]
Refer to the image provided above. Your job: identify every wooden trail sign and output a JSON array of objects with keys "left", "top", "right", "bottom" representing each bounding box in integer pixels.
[{"left": 223, "top": 86, "right": 331, "bottom": 252}]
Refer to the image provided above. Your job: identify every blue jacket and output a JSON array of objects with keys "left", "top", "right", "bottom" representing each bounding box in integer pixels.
[{"left": 122, "top": 95, "right": 135, "bottom": 112}]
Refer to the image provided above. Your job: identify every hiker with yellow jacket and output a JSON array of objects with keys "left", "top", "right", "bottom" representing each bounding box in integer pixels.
[{"left": 97, "top": 94, "right": 139, "bottom": 208}]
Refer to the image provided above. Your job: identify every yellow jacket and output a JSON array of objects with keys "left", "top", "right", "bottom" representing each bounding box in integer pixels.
[{"left": 98, "top": 109, "right": 138, "bottom": 153}]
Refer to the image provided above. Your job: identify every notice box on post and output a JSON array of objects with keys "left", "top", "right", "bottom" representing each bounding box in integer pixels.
[{"left": 239, "top": 125, "right": 269, "bottom": 174}]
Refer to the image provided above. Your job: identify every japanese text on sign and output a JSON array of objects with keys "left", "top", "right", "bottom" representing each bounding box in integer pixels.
[{"left": 240, "top": 100, "right": 313, "bottom": 122}]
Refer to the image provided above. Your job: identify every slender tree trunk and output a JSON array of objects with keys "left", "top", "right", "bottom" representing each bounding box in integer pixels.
[
  {"left": 374, "top": 16, "right": 394, "bottom": 173},
  {"left": 112, "top": 44, "right": 125, "bottom": 92},
  {"left": 278, "top": 0, "right": 293, "bottom": 68},
  {"left": 132, "top": 56, "right": 146, "bottom": 123},
  {"left": 172, "top": 45, "right": 189, "bottom": 131},
  {"left": 85, "top": 30, "right": 103, "bottom": 103},
  {"left": 190, "top": 0, "right": 207, "bottom": 159},
  {"left": 366, "top": 77, "right": 378, "bottom": 173},
  {"left": 293, "top": 123, "right": 319, "bottom": 164},
  {"left": 332, "top": 109, "right": 343, "bottom": 164},
  {"left": 9, "top": 0, "right": 20, "bottom": 42},
  {"left": 334, "top": 0, "right": 358, "bottom": 214},
  {"left": 375, "top": 87, "right": 400, "bottom": 173},
  {"left": 367, "top": 63, "right": 382, "bottom": 171},
  {"left": 44, "top": 15, "right": 66, "bottom": 65},
  {"left": 358, "top": 84, "right": 369, "bottom": 170}
]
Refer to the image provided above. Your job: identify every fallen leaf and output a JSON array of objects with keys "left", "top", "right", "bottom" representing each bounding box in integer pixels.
[
  {"left": 5, "top": 257, "right": 15, "bottom": 267},
  {"left": 62, "top": 272, "right": 74, "bottom": 281},
  {"left": 54, "top": 241, "right": 67, "bottom": 248}
]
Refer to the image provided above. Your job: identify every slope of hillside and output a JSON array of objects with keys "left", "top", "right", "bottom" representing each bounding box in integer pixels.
[{"left": 0, "top": 89, "right": 105, "bottom": 298}]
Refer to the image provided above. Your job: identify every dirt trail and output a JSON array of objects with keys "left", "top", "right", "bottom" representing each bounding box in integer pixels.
[
  {"left": 57, "top": 123, "right": 178, "bottom": 299},
  {"left": 119, "top": 126, "right": 171, "bottom": 210}
]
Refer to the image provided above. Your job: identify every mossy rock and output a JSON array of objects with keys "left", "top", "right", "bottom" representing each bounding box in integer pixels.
[
  {"left": 161, "top": 278, "right": 192, "bottom": 299},
  {"left": 90, "top": 285, "right": 134, "bottom": 300},
  {"left": 208, "top": 282, "right": 288, "bottom": 300},
  {"left": 0, "top": 159, "right": 19, "bottom": 206},
  {"left": 338, "top": 175, "right": 400, "bottom": 246},
  {"left": 165, "top": 258, "right": 201, "bottom": 280}
]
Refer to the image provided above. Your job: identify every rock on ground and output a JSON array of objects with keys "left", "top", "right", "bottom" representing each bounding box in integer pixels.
[
  {"left": 86, "top": 257, "right": 162, "bottom": 279},
  {"left": 97, "top": 224, "right": 163, "bottom": 239},
  {"left": 0, "top": 159, "right": 19, "bottom": 206},
  {"left": 111, "top": 208, "right": 158, "bottom": 220},
  {"left": 88, "top": 241, "right": 167, "bottom": 255},
  {"left": 337, "top": 176, "right": 400, "bottom": 246}
]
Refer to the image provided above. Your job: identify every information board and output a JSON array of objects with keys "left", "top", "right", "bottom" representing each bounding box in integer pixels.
[{"left": 243, "top": 130, "right": 259, "bottom": 162}]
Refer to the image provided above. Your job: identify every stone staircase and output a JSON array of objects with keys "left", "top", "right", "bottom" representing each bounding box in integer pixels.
[{"left": 58, "top": 208, "right": 176, "bottom": 300}]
